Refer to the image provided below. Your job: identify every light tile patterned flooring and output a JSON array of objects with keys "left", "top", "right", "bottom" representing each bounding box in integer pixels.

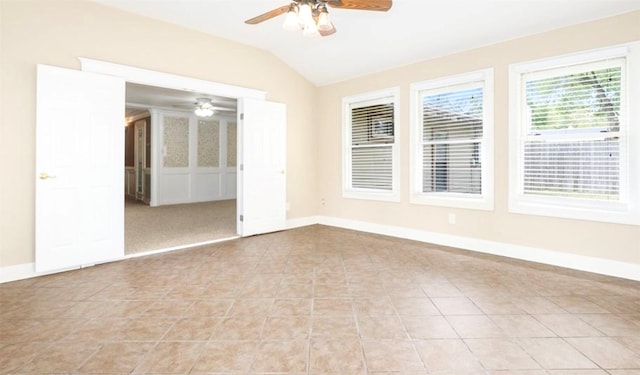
[{"left": 1, "top": 225, "right": 639, "bottom": 374}]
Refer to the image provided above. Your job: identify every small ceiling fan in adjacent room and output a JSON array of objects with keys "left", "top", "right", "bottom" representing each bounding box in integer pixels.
[
  {"left": 245, "top": 0, "right": 392, "bottom": 37},
  {"left": 170, "top": 98, "right": 237, "bottom": 118}
]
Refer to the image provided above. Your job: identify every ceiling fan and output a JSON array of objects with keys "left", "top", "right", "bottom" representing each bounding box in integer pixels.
[
  {"left": 171, "top": 98, "right": 236, "bottom": 117},
  {"left": 245, "top": 0, "right": 392, "bottom": 37}
]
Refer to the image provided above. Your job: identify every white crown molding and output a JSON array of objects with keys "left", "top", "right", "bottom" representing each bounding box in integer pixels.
[{"left": 79, "top": 58, "right": 266, "bottom": 100}]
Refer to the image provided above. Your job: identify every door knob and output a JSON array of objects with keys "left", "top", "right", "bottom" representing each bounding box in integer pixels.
[{"left": 39, "top": 173, "right": 56, "bottom": 180}]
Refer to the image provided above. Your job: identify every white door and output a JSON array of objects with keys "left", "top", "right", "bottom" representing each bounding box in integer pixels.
[
  {"left": 35, "top": 65, "right": 125, "bottom": 272},
  {"left": 238, "top": 98, "right": 287, "bottom": 236}
]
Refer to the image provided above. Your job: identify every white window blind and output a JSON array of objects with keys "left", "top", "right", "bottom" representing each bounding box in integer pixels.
[
  {"left": 343, "top": 88, "right": 399, "bottom": 201},
  {"left": 421, "top": 85, "right": 483, "bottom": 194},
  {"left": 350, "top": 102, "right": 394, "bottom": 191},
  {"left": 521, "top": 60, "right": 623, "bottom": 201},
  {"left": 410, "top": 69, "right": 493, "bottom": 210},
  {"left": 508, "top": 43, "right": 640, "bottom": 225}
]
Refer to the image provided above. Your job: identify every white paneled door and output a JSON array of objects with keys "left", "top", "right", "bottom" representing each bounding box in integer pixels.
[
  {"left": 238, "top": 98, "right": 287, "bottom": 236},
  {"left": 35, "top": 65, "right": 125, "bottom": 272}
]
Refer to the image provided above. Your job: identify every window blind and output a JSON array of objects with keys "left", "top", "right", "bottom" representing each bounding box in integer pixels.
[
  {"left": 350, "top": 102, "right": 394, "bottom": 191},
  {"left": 421, "top": 86, "right": 483, "bottom": 194},
  {"left": 352, "top": 146, "right": 393, "bottom": 190},
  {"left": 522, "top": 64, "right": 622, "bottom": 201}
]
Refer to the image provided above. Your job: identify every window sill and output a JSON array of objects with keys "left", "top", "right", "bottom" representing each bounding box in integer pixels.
[
  {"left": 343, "top": 190, "right": 400, "bottom": 203},
  {"left": 508, "top": 197, "right": 639, "bottom": 225},
  {"left": 410, "top": 193, "right": 493, "bottom": 211}
]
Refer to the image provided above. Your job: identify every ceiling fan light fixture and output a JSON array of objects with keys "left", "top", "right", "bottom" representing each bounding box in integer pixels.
[
  {"left": 282, "top": 3, "right": 299, "bottom": 30},
  {"left": 280, "top": 0, "right": 331, "bottom": 37},
  {"left": 195, "top": 107, "right": 213, "bottom": 117},
  {"left": 317, "top": 5, "right": 332, "bottom": 32},
  {"left": 298, "top": 1, "right": 315, "bottom": 29},
  {"left": 194, "top": 98, "right": 215, "bottom": 117},
  {"left": 245, "top": 0, "right": 392, "bottom": 38}
]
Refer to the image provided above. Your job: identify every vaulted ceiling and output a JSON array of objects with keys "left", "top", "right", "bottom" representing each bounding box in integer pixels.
[{"left": 96, "top": 0, "right": 640, "bottom": 86}]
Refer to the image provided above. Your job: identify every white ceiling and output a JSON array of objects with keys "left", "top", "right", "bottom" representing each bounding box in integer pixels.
[
  {"left": 124, "top": 82, "right": 238, "bottom": 119},
  {"left": 96, "top": 0, "right": 640, "bottom": 86}
]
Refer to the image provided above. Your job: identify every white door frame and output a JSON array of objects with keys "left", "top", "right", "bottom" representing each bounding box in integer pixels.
[
  {"left": 80, "top": 58, "right": 267, "bottom": 237},
  {"left": 80, "top": 58, "right": 265, "bottom": 100}
]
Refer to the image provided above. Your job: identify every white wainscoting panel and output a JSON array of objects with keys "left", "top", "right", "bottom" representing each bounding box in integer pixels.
[
  {"left": 193, "top": 172, "right": 222, "bottom": 202},
  {"left": 159, "top": 171, "right": 190, "bottom": 205},
  {"left": 154, "top": 110, "right": 237, "bottom": 206}
]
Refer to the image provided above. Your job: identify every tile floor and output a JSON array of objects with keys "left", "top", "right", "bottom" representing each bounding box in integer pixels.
[{"left": 1, "top": 225, "right": 639, "bottom": 374}]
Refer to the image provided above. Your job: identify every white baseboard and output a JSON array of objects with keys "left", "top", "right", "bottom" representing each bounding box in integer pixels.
[
  {"left": 0, "top": 236, "right": 242, "bottom": 284},
  {"left": 0, "top": 259, "right": 125, "bottom": 284},
  {"left": 316, "top": 216, "right": 640, "bottom": 282},
  {"left": 3, "top": 216, "right": 638, "bottom": 283},
  {"left": 0, "top": 262, "right": 83, "bottom": 284},
  {"left": 0, "top": 262, "right": 36, "bottom": 283},
  {"left": 286, "top": 215, "right": 320, "bottom": 230}
]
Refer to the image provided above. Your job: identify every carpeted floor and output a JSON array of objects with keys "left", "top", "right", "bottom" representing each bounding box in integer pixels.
[{"left": 125, "top": 199, "right": 237, "bottom": 254}]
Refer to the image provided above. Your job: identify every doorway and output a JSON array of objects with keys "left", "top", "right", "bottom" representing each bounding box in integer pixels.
[
  {"left": 35, "top": 60, "right": 287, "bottom": 274},
  {"left": 123, "top": 83, "right": 239, "bottom": 254}
]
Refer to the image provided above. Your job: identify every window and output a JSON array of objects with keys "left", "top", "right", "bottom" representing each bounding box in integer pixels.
[
  {"left": 343, "top": 88, "right": 400, "bottom": 201},
  {"left": 509, "top": 43, "right": 640, "bottom": 224},
  {"left": 409, "top": 69, "right": 494, "bottom": 210}
]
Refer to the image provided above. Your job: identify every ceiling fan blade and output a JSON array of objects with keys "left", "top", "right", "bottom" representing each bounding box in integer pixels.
[
  {"left": 245, "top": 5, "right": 290, "bottom": 25},
  {"left": 327, "top": 0, "right": 392, "bottom": 11}
]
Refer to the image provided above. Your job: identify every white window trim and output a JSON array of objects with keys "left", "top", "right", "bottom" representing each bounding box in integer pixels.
[
  {"left": 508, "top": 42, "right": 640, "bottom": 225},
  {"left": 342, "top": 87, "right": 400, "bottom": 202},
  {"left": 409, "top": 69, "right": 494, "bottom": 210}
]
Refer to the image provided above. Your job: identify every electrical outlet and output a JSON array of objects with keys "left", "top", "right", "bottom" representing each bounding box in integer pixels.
[{"left": 448, "top": 213, "right": 456, "bottom": 224}]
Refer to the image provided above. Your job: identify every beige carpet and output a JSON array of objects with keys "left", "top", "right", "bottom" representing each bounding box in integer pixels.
[{"left": 125, "top": 199, "right": 237, "bottom": 254}]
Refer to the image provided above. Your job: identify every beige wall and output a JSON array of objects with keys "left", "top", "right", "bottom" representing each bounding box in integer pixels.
[
  {"left": 316, "top": 11, "right": 640, "bottom": 265},
  {"left": 1, "top": 0, "right": 638, "bottom": 271},
  {"left": 0, "top": 0, "right": 318, "bottom": 267}
]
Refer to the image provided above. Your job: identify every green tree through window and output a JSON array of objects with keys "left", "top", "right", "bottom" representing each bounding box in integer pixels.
[
  {"left": 526, "top": 67, "right": 621, "bottom": 132},
  {"left": 522, "top": 63, "right": 623, "bottom": 200}
]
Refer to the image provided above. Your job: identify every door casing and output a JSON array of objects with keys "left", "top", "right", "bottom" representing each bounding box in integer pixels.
[{"left": 80, "top": 58, "right": 284, "bottom": 239}]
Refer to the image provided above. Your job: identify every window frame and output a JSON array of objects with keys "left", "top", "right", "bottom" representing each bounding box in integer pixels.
[
  {"left": 342, "top": 87, "right": 400, "bottom": 202},
  {"left": 508, "top": 43, "right": 640, "bottom": 225},
  {"left": 409, "top": 69, "right": 494, "bottom": 210}
]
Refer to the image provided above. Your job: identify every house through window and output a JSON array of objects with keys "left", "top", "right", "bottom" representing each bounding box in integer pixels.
[
  {"left": 343, "top": 88, "right": 400, "bottom": 202},
  {"left": 410, "top": 69, "right": 494, "bottom": 210}
]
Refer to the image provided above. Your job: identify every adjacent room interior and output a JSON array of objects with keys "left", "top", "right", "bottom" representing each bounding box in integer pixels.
[{"left": 123, "top": 83, "right": 239, "bottom": 254}]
